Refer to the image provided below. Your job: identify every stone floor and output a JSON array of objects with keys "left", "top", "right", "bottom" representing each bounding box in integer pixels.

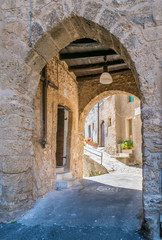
[{"left": 0, "top": 160, "right": 148, "bottom": 240}]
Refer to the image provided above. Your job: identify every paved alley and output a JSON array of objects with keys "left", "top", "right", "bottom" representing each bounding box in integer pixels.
[{"left": 0, "top": 161, "right": 148, "bottom": 240}]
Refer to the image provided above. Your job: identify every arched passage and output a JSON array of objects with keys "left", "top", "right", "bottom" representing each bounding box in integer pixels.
[
  {"left": 82, "top": 91, "right": 142, "bottom": 163},
  {"left": 0, "top": 6, "right": 161, "bottom": 238},
  {"left": 78, "top": 90, "right": 141, "bottom": 174}
]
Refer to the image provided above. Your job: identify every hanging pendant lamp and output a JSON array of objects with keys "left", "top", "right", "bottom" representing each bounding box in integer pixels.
[{"left": 100, "top": 56, "right": 113, "bottom": 84}]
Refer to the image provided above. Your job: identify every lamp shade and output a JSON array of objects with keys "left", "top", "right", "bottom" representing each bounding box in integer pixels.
[{"left": 99, "top": 72, "right": 113, "bottom": 84}]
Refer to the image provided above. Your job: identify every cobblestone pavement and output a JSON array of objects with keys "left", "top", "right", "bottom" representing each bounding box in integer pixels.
[{"left": 0, "top": 147, "right": 148, "bottom": 240}]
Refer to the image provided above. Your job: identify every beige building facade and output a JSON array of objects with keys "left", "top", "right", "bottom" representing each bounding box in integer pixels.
[
  {"left": 85, "top": 95, "right": 142, "bottom": 165},
  {"left": 0, "top": 1, "right": 161, "bottom": 238}
]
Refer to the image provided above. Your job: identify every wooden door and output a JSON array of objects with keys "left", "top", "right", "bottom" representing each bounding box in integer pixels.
[
  {"left": 56, "top": 108, "right": 64, "bottom": 166},
  {"left": 101, "top": 121, "right": 105, "bottom": 147},
  {"left": 63, "top": 109, "right": 69, "bottom": 166}
]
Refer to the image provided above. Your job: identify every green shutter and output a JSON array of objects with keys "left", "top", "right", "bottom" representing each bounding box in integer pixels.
[{"left": 129, "top": 96, "right": 134, "bottom": 102}]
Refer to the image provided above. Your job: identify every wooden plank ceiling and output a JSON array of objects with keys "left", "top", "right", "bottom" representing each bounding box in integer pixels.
[{"left": 59, "top": 38, "right": 131, "bottom": 81}]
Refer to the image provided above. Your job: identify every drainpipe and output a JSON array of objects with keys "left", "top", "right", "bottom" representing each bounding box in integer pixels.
[
  {"left": 42, "top": 67, "right": 48, "bottom": 139},
  {"left": 98, "top": 102, "right": 99, "bottom": 146}
]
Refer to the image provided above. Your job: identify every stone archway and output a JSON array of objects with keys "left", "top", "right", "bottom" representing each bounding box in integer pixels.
[{"left": 0, "top": 2, "right": 161, "bottom": 238}]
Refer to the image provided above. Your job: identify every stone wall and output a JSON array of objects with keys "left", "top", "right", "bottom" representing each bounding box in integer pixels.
[
  {"left": 46, "top": 57, "right": 79, "bottom": 178},
  {"left": 115, "top": 95, "right": 142, "bottom": 165},
  {"left": 0, "top": 0, "right": 161, "bottom": 238},
  {"left": 33, "top": 81, "right": 56, "bottom": 200},
  {"left": 33, "top": 57, "right": 79, "bottom": 200},
  {"left": 100, "top": 96, "right": 117, "bottom": 154},
  {"left": 83, "top": 154, "right": 108, "bottom": 177},
  {"left": 78, "top": 73, "right": 139, "bottom": 115},
  {"left": 84, "top": 104, "right": 98, "bottom": 143}
]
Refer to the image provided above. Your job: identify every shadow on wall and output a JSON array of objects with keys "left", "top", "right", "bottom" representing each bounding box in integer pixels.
[{"left": 83, "top": 154, "right": 108, "bottom": 177}]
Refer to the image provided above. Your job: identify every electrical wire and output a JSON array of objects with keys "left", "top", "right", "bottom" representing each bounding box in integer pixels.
[{"left": 29, "top": 0, "right": 32, "bottom": 46}]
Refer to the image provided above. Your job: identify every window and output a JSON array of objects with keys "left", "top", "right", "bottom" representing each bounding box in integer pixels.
[
  {"left": 129, "top": 96, "right": 134, "bottom": 102},
  {"left": 88, "top": 125, "right": 91, "bottom": 138},
  {"left": 108, "top": 117, "right": 111, "bottom": 127},
  {"left": 92, "top": 123, "right": 94, "bottom": 130},
  {"left": 126, "top": 119, "right": 133, "bottom": 140},
  {"left": 129, "top": 119, "right": 132, "bottom": 137}
]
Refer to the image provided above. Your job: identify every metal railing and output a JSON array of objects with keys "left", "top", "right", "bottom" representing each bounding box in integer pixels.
[{"left": 84, "top": 145, "right": 104, "bottom": 165}]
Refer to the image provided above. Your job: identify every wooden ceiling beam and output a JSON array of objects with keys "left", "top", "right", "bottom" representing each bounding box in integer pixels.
[
  {"left": 60, "top": 50, "right": 117, "bottom": 60},
  {"left": 72, "top": 38, "right": 97, "bottom": 44},
  {"left": 68, "top": 60, "right": 126, "bottom": 72},
  {"left": 77, "top": 69, "right": 131, "bottom": 81},
  {"left": 66, "top": 42, "right": 102, "bottom": 49},
  {"left": 73, "top": 63, "right": 128, "bottom": 75}
]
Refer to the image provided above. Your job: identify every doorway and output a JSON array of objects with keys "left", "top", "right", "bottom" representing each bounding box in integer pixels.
[
  {"left": 126, "top": 118, "right": 133, "bottom": 141},
  {"left": 101, "top": 121, "right": 105, "bottom": 147},
  {"left": 56, "top": 105, "right": 71, "bottom": 170},
  {"left": 88, "top": 125, "right": 91, "bottom": 138}
]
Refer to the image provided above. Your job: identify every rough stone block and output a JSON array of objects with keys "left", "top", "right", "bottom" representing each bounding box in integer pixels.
[
  {"left": 25, "top": 49, "right": 46, "bottom": 73},
  {"left": 1, "top": 156, "right": 33, "bottom": 174},
  {"left": 0, "top": 102, "right": 34, "bottom": 118},
  {"left": 50, "top": 23, "right": 72, "bottom": 51},
  {"left": 80, "top": 17, "right": 100, "bottom": 41},
  {"left": 31, "top": 22, "right": 44, "bottom": 45},
  {"left": 34, "top": 33, "right": 59, "bottom": 63},
  {"left": 42, "top": 8, "right": 60, "bottom": 32},
  {"left": 0, "top": 140, "right": 23, "bottom": 156},
  {"left": 0, "top": 114, "right": 23, "bottom": 128},
  {"left": 96, "top": 25, "right": 113, "bottom": 48},
  {"left": 0, "top": 128, "right": 32, "bottom": 140},
  {"left": 62, "top": 17, "right": 81, "bottom": 41},
  {"left": 99, "top": 9, "right": 120, "bottom": 30},
  {"left": 68, "top": 16, "right": 86, "bottom": 40},
  {"left": 83, "top": 1, "right": 102, "bottom": 21},
  {"left": 142, "top": 25, "right": 162, "bottom": 41}
]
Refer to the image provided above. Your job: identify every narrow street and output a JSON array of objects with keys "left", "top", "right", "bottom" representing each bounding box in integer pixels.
[{"left": 0, "top": 150, "right": 148, "bottom": 240}]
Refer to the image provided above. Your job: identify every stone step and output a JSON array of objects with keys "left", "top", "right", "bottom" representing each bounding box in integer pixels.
[
  {"left": 111, "top": 153, "right": 133, "bottom": 158},
  {"left": 116, "top": 153, "right": 130, "bottom": 157},
  {"left": 55, "top": 178, "right": 79, "bottom": 190},
  {"left": 56, "top": 166, "right": 65, "bottom": 173},
  {"left": 56, "top": 171, "right": 72, "bottom": 181},
  {"left": 122, "top": 149, "right": 134, "bottom": 154},
  {"left": 115, "top": 157, "right": 134, "bottom": 165},
  {"left": 116, "top": 158, "right": 130, "bottom": 165},
  {"left": 110, "top": 153, "right": 134, "bottom": 165}
]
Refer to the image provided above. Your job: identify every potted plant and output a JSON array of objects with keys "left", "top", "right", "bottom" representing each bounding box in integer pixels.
[
  {"left": 94, "top": 142, "right": 98, "bottom": 147},
  {"left": 121, "top": 140, "right": 133, "bottom": 150},
  {"left": 85, "top": 138, "right": 91, "bottom": 144},
  {"left": 41, "top": 137, "right": 48, "bottom": 148}
]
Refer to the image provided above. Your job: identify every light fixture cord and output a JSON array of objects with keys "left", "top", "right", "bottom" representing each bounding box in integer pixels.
[{"left": 103, "top": 55, "right": 108, "bottom": 72}]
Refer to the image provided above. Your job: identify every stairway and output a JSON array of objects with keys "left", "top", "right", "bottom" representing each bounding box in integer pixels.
[
  {"left": 110, "top": 149, "right": 134, "bottom": 165},
  {"left": 55, "top": 168, "right": 79, "bottom": 190}
]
